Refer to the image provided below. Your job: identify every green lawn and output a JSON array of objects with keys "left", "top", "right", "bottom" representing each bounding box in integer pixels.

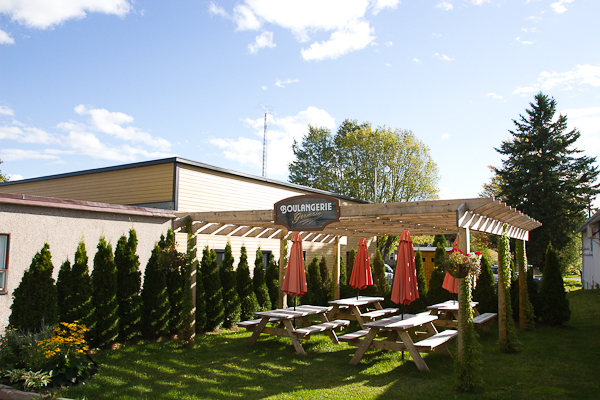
[{"left": 63, "top": 290, "right": 600, "bottom": 400}]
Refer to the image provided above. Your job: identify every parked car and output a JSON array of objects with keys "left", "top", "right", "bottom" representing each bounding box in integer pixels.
[
  {"left": 490, "top": 264, "right": 498, "bottom": 283},
  {"left": 385, "top": 265, "right": 394, "bottom": 285}
]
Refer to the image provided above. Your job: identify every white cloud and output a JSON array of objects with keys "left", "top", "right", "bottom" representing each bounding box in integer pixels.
[
  {"left": 470, "top": 0, "right": 490, "bottom": 5},
  {"left": 6, "top": 174, "right": 23, "bottom": 181},
  {"left": 0, "top": 29, "right": 14, "bottom": 44},
  {"left": 526, "top": 15, "right": 542, "bottom": 22},
  {"left": 385, "top": 41, "right": 392, "bottom": 46},
  {"left": 208, "top": 2, "right": 228, "bottom": 17},
  {"left": 514, "top": 64, "right": 600, "bottom": 95},
  {"left": 441, "top": 134, "right": 450, "bottom": 140},
  {"left": 210, "top": 106, "right": 336, "bottom": 177},
  {"left": 412, "top": 57, "right": 421, "bottom": 63},
  {"left": 301, "top": 20, "right": 375, "bottom": 61},
  {"left": 371, "top": 0, "right": 400, "bottom": 15},
  {"left": 551, "top": 0, "right": 574, "bottom": 14},
  {"left": 0, "top": 124, "right": 57, "bottom": 144},
  {"left": 516, "top": 36, "right": 535, "bottom": 45},
  {"left": 248, "top": 31, "right": 275, "bottom": 53},
  {"left": 513, "top": 86, "right": 537, "bottom": 95},
  {"left": 261, "top": 85, "right": 268, "bottom": 91},
  {"left": 275, "top": 78, "right": 300, "bottom": 88},
  {"left": 0, "top": 105, "right": 14, "bottom": 116},
  {"left": 434, "top": 53, "right": 455, "bottom": 61},
  {"left": 436, "top": 2, "right": 453, "bottom": 11},
  {"left": 521, "top": 28, "right": 538, "bottom": 33},
  {"left": 0, "top": 149, "right": 59, "bottom": 162},
  {"left": 561, "top": 106, "right": 600, "bottom": 157},
  {"left": 486, "top": 92, "right": 503, "bottom": 100},
  {"left": 385, "top": 63, "right": 391, "bottom": 67},
  {"left": 0, "top": 0, "right": 131, "bottom": 30}
]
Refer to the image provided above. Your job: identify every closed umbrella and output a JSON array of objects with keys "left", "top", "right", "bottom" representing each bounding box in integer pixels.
[
  {"left": 281, "top": 232, "right": 307, "bottom": 310},
  {"left": 391, "top": 230, "right": 419, "bottom": 318},
  {"left": 349, "top": 237, "right": 373, "bottom": 299},
  {"left": 442, "top": 272, "right": 459, "bottom": 294}
]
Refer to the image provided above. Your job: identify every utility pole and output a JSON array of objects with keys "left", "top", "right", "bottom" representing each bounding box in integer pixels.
[{"left": 260, "top": 105, "right": 272, "bottom": 178}]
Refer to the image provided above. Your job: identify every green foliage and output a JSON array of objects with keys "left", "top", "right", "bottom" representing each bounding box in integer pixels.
[
  {"left": 56, "top": 260, "right": 73, "bottom": 323},
  {"left": 527, "top": 268, "right": 542, "bottom": 320},
  {"left": 455, "top": 276, "right": 482, "bottom": 393},
  {"left": 407, "top": 250, "right": 428, "bottom": 313},
  {"left": 540, "top": 243, "right": 571, "bottom": 325},
  {"left": 141, "top": 245, "right": 170, "bottom": 339},
  {"left": 0, "top": 323, "right": 54, "bottom": 371},
  {"left": 253, "top": 248, "right": 271, "bottom": 311},
  {"left": 339, "top": 254, "right": 346, "bottom": 286},
  {"left": 432, "top": 235, "right": 449, "bottom": 249},
  {"left": 202, "top": 248, "right": 224, "bottom": 331},
  {"left": 159, "top": 231, "right": 186, "bottom": 335},
  {"left": 495, "top": 92, "right": 600, "bottom": 269},
  {"left": 91, "top": 237, "right": 119, "bottom": 348},
  {"left": 180, "top": 219, "right": 196, "bottom": 346},
  {"left": 10, "top": 243, "right": 58, "bottom": 332},
  {"left": 319, "top": 255, "right": 332, "bottom": 304},
  {"left": 305, "top": 256, "right": 322, "bottom": 305},
  {"left": 115, "top": 230, "right": 142, "bottom": 342},
  {"left": 340, "top": 249, "right": 356, "bottom": 298},
  {"left": 427, "top": 242, "right": 453, "bottom": 305},
  {"left": 5, "top": 369, "right": 53, "bottom": 392},
  {"left": 236, "top": 246, "right": 259, "bottom": 321},
  {"left": 498, "top": 227, "right": 519, "bottom": 353},
  {"left": 68, "top": 241, "right": 94, "bottom": 334},
  {"left": 371, "top": 250, "right": 390, "bottom": 296},
  {"left": 220, "top": 242, "right": 240, "bottom": 329},
  {"left": 515, "top": 241, "right": 535, "bottom": 329},
  {"left": 265, "top": 253, "right": 279, "bottom": 309},
  {"left": 472, "top": 256, "right": 497, "bottom": 314}
]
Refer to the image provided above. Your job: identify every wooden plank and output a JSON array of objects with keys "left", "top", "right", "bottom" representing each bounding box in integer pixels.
[{"left": 350, "top": 328, "right": 379, "bottom": 365}]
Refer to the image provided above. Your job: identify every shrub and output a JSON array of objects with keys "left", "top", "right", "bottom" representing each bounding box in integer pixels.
[
  {"left": 195, "top": 254, "right": 207, "bottom": 333},
  {"left": 220, "top": 242, "right": 240, "bottom": 329},
  {"left": 10, "top": 243, "right": 58, "bottom": 332},
  {"left": 472, "top": 256, "right": 497, "bottom": 314},
  {"left": 306, "top": 256, "right": 322, "bottom": 305},
  {"left": 90, "top": 237, "right": 119, "bottom": 348},
  {"left": 202, "top": 248, "right": 224, "bottom": 331},
  {"left": 69, "top": 242, "right": 94, "bottom": 335},
  {"left": 253, "top": 248, "right": 272, "bottom": 311},
  {"left": 141, "top": 245, "right": 170, "bottom": 339},
  {"left": 56, "top": 260, "right": 73, "bottom": 323},
  {"left": 0, "top": 323, "right": 53, "bottom": 371},
  {"left": 265, "top": 253, "right": 279, "bottom": 308},
  {"left": 115, "top": 230, "right": 142, "bottom": 342},
  {"left": 407, "top": 250, "right": 428, "bottom": 313},
  {"left": 371, "top": 250, "right": 389, "bottom": 297},
  {"left": 540, "top": 243, "right": 571, "bottom": 325},
  {"left": 160, "top": 231, "right": 186, "bottom": 335},
  {"left": 236, "top": 246, "right": 259, "bottom": 321},
  {"left": 319, "top": 255, "right": 332, "bottom": 304}
]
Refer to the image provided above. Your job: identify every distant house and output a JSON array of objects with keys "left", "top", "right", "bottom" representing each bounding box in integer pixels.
[
  {"left": 387, "top": 246, "right": 453, "bottom": 282},
  {"left": 576, "top": 211, "right": 600, "bottom": 289}
]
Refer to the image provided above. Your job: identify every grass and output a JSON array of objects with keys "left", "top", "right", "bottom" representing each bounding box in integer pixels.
[{"left": 62, "top": 290, "right": 600, "bottom": 400}]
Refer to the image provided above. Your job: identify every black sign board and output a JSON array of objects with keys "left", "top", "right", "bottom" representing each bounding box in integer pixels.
[{"left": 274, "top": 195, "right": 340, "bottom": 231}]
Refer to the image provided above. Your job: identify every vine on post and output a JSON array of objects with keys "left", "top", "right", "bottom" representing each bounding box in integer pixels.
[
  {"left": 498, "top": 224, "right": 519, "bottom": 352},
  {"left": 456, "top": 274, "right": 482, "bottom": 392},
  {"left": 516, "top": 240, "right": 535, "bottom": 330}
]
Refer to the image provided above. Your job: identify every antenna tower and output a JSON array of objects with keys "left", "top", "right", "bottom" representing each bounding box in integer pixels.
[{"left": 260, "top": 105, "right": 272, "bottom": 177}]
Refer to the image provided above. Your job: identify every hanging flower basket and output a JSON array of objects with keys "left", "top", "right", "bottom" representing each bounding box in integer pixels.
[{"left": 443, "top": 248, "right": 482, "bottom": 278}]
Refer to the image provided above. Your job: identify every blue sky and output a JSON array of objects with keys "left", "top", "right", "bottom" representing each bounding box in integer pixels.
[{"left": 1, "top": 0, "right": 599, "bottom": 203}]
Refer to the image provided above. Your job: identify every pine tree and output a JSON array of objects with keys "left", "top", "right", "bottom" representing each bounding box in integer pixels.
[
  {"left": 253, "top": 248, "right": 271, "bottom": 311},
  {"left": 160, "top": 231, "right": 185, "bottom": 335},
  {"left": 141, "top": 244, "right": 170, "bottom": 339},
  {"left": 195, "top": 254, "right": 207, "bottom": 332},
  {"left": 427, "top": 242, "right": 453, "bottom": 305},
  {"left": 115, "top": 230, "right": 142, "bottom": 342},
  {"left": 202, "top": 248, "right": 224, "bottom": 331},
  {"left": 91, "top": 237, "right": 119, "bottom": 347},
  {"left": 319, "top": 255, "right": 332, "bottom": 305},
  {"left": 407, "top": 250, "right": 428, "bottom": 313},
  {"left": 495, "top": 92, "right": 600, "bottom": 269},
  {"left": 237, "top": 246, "right": 259, "bottom": 321},
  {"left": 220, "top": 242, "right": 240, "bottom": 329},
  {"left": 265, "top": 253, "right": 279, "bottom": 309},
  {"left": 9, "top": 243, "right": 58, "bottom": 331},
  {"left": 56, "top": 259, "right": 72, "bottom": 323},
  {"left": 372, "top": 250, "right": 390, "bottom": 296},
  {"left": 69, "top": 241, "right": 94, "bottom": 334},
  {"left": 472, "top": 256, "right": 498, "bottom": 314},
  {"left": 305, "top": 256, "right": 321, "bottom": 305},
  {"left": 347, "top": 248, "right": 356, "bottom": 281},
  {"left": 540, "top": 243, "right": 570, "bottom": 325}
]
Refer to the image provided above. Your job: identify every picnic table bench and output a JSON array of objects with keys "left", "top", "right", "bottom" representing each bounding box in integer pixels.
[
  {"left": 427, "top": 300, "right": 497, "bottom": 331},
  {"left": 328, "top": 296, "right": 398, "bottom": 328}
]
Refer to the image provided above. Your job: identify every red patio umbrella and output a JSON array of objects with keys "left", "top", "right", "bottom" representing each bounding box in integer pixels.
[
  {"left": 349, "top": 237, "right": 373, "bottom": 298},
  {"left": 442, "top": 272, "right": 459, "bottom": 294},
  {"left": 281, "top": 232, "right": 307, "bottom": 309},
  {"left": 391, "top": 230, "right": 419, "bottom": 317}
]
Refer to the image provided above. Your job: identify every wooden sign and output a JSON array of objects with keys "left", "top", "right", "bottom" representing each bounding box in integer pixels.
[{"left": 274, "top": 195, "right": 340, "bottom": 231}]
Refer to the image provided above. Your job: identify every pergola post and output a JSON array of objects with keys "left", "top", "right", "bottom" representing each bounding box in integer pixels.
[
  {"left": 456, "top": 227, "right": 470, "bottom": 362},
  {"left": 186, "top": 221, "right": 197, "bottom": 345},
  {"left": 518, "top": 239, "right": 529, "bottom": 330},
  {"left": 333, "top": 236, "right": 341, "bottom": 299},
  {"left": 279, "top": 228, "right": 288, "bottom": 308}
]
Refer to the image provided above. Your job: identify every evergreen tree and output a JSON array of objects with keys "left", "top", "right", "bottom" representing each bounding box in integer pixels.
[
  {"left": 202, "top": 248, "right": 224, "bottom": 331},
  {"left": 427, "top": 242, "right": 453, "bottom": 305},
  {"left": 220, "top": 242, "right": 240, "bottom": 329},
  {"left": 253, "top": 248, "right": 271, "bottom": 311},
  {"left": 339, "top": 254, "right": 347, "bottom": 286},
  {"left": 56, "top": 259, "right": 72, "bottom": 323},
  {"left": 407, "top": 250, "right": 428, "bottom": 313},
  {"left": 9, "top": 243, "right": 58, "bottom": 331},
  {"left": 141, "top": 244, "right": 171, "bottom": 339},
  {"left": 160, "top": 231, "right": 185, "bottom": 335},
  {"left": 115, "top": 230, "right": 143, "bottom": 342},
  {"left": 180, "top": 223, "right": 195, "bottom": 346},
  {"left": 195, "top": 256, "right": 207, "bottom": 333},
  {"left": 305, "top": 256, "right": 322, "bottom": 305},
  {"left": 346, "top": 248, "right": 356, "bottom": 291},
  {"left": 265, "top": 253, "right": 279, "bottom": 309},
  {"left": 319, "top": 255, "right": 332, "bottom": 305},
  {"left": 432, "top": 235, "right": 449, "bottom": 248},
  {"left": 527, "top": 268, "right": 542, "bottom": 320},
  {"left": 495, "top": 93, "right": 600, "bottom": 269},
  {"left": 540, "top": 243, "right": 570, "bottom": 325},
  {"left": 69, "top": 241, "right": 94, "bottom": 333},
  {"left": 91, "top": 237, "right": 119, "bottom": 347},
  {"left": 371, "top": 250, "right": 390, "bottom": 296},
  {"left": 472, "top": 256, "right": 498, "bottom": 314},
  {"left": 236, "top": 246, "right": 259, "bottom": 321}
]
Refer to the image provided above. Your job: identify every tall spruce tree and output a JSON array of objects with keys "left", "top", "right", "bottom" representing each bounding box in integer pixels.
[
  {"left": 220, "top": 242, "right": 240, "bottom": 329},
  {"left": 265, "top": 253, "right": 279, "bottom": 309},
  {"left": 371, "top": 250, "right": 390, "bottom": 297},
  {"left": 427, "top": 241, "right": 453, "bottom": 305},
  {"left": 160, "top": 231, "right": 185, "bottom": 335},
  {"left": 540, "top": 243, "right": 571, "bottom": 325},
  {"left": 236, "top": 246, "right": 259, "bottom": 321},
  {"left": 472, "top": 255, "right": 497, "bottom": 314},
  {"left": 91, "top": 237, "right": 119, "bottom": 347},
  {"left": 56, "top": 260, "right": 72, "bottom": 323},
  {"left": 141, "top": 244, "right": 170, "bottom": 339},
  {"left": 407, "top": 250, "right": 428, "bottom": 313},
  {"left": 9, "top": 243, "right": 58, "bottom": 331},
  {"left": 495, "top": 92, "right": 600, "bottom": 269},
  {"left": 305, "top": 256, "right": 322, "bottom": 305},
  {"left": 202, "top": 248, "right": 224, "bottom": 331},
  {"left": 319, "top": 255, "right": 332, "bottom": 305},
  {"left": 253, "top": 248, "right": 271, "bottom": 311},
  {"left": 69, "top": 241, "right": 94, "bottom": 332},
  {"left": 115, "top": 230, "right": 142, "bottom": 342}
]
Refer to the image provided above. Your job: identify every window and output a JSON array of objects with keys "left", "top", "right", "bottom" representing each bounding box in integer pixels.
[
  {"left": 262, "top": 251, "right": 272, "bottom": 270},
  {"left": 215, "top": 249, "right": 225, "bottom": 267},
  {"left": 0, "top": 234, "right": 8, "bottom": 294}
]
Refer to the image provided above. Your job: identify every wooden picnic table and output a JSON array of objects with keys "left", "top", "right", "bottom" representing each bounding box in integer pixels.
[
  {"left": 427, "top": 300, "right": 497, "bottom": 332},
  {"left": 327, "top": 296, "right": 398, "bottom": 328},
  {"left": 239, "top": 305, "right": 349, "bottom": 355},
  {"left": 339, "top": 312, "right": 457, "bottom": 372}
]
